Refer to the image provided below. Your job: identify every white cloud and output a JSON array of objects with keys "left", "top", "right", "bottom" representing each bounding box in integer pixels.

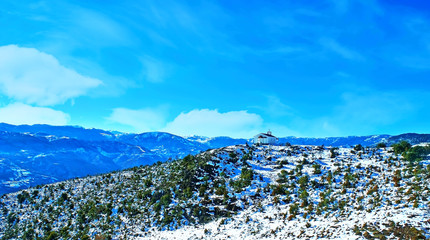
[
  {"left": 107, "top": 106, "right": 167, "bottom": 133},
  {"left": 107, "top": 107, "right": 294, "bottom": 138},
  {"left": 0, "top": 45, "right": 102, "bottom": 106},
  {"left": 0, "top": 103, "right": 69, "bottom": 125},
  {"left": 163, "top": 109, "right": 263, "bottom": 138}
]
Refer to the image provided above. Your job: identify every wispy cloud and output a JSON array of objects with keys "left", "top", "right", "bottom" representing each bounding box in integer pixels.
[
  {"left": 319, "top": 38, "right": 364, "bottom": 61},
  {"left": 68, "top": 7, "right": 136, "bottom": 47}
]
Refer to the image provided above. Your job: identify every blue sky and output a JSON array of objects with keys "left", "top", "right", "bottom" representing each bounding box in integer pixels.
[{"left": 0, "top": 0, "right": 429, "bottom": 138}]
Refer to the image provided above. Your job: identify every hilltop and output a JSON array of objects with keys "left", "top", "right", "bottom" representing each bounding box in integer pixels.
[{"left": 1, "top": 142, "right": 429, "bottom": 239}]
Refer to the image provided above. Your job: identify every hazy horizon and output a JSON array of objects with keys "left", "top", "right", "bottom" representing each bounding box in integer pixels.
[{"left": 1, "top": 121, "right": 427, "bottom": 139}]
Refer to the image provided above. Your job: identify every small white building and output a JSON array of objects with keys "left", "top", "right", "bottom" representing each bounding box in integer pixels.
[{"left": 253, "top": 131, "right": 278, "bottom": 145}]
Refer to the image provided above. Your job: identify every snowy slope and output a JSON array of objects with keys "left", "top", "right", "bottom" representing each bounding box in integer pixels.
[
  {"left": 1, "top": 143, "right": 429, "bottom": 239},
  {"left": 0, "top": 123, "right": 428, "bottom": 197}
]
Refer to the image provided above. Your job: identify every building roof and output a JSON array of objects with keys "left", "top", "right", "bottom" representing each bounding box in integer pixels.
[
  {"left": 263, "top": 133, "right": 276, "bottom": 138},
  {"left": 254, "top": 132, "right": 277, "bottom": 139}
]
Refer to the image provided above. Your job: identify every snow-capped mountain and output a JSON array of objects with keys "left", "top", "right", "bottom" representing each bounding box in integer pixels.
[
  {"left": 0, "top": 123, "right": 117, "bottom": 141},
  {"left": 386, "top": 133, "right": 430, "bottom": 145},
  {"left": 277, "top": 135, "right": 392, "bottom": 147},
  {"left": 0, "top": 131, "right": 163, "bottom": 196},
  {"left": 0, "top": 123, "right": 429, "bottom": 196},
  {"left": 184, "top": 135, "right": 248, "bottom": 149},
  {"left": 1, "top": 143, "right": 428, "bottom": 239},
  {"left": 118, "top": 132, "right": 206, "bottom": 158}
]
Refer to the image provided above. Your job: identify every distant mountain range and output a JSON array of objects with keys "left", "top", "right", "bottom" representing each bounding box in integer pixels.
[{"left": 0, "top": 122, "right": 429, "bottom": 195}]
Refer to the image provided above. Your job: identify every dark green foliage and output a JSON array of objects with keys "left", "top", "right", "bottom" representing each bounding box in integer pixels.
[
  {"left": 2, "top": 226, "right": 18, "bottom": 239},
  {"left": 298, "top": 175, "right": 309, "bottom": 189},
  {"left": 192, "top": 206, "right": 211, "bottom": 223},
  {"left": 276, "top": 170, "right": 288, "bottom": 184},
  {"left": 312, "top": 164, "right": 322, "bottom": 174},
  {"left": 45, "top": 231, "right": 58, "bottom": 240},
  {"left": 17, "top": 191, "right": 30, "bottom": 204},
  {"left": 32, "top": 190, "right": 39, "bottom": 198},
  {"left": 338, "top": 200, "right": 346, "bottom": 210},
  {"left": 7, "top": 213, "right": 17, "bottom": 224},
  {"left": 199, "top": 184, "right": 207, "bottom": 197},
  {"left": 215, "top": 185, "right": 227, "bottom": 196},
  {"left": 403, "top": 145, "right": 430, "bottom": 163},
  {"left": 299, "top": 189, "right": 309, "bottom": 200},
  {"left": 160, "top": 192, "right": 172, "bottom": 207},
  {"left": 392, "top": 141, "right": 412, "bottom": 155},
  {"left": 22, "top": 228, "right": 35, "bottom": 240},
  {"left": 289, "top": 203, "right": 299, "bottom": 215},
  {"left": 241, "top": 151, "right": 253, "bottom": 161},
  {"left": 356, "top": 221, "right": 426, "bottom": 240},
  {"left": 240, "top": 167, "right": 254, "bottom": 187},
  {"left": 376, "top": 142, "right": 387, "bottom": 148},
  {"left": 229, "top": 151, "right": 238, "bottom": 163},
  {"left": 144, "top": 178, "right": 153, "bottom": 187},
  {"left": 330, "top": 148, "right": 339, "bottom": 158},
  {"left": 231, "top": 166, "right": 254, "bottom": 192},
  {"left": 271, "top": 184, "right": 288, "bottom": 196},
  {"left": 354, "top": 144, "right": 364, "bottom": 152},
  {"left": 59, "top": 192, "right": 69, "bottom": 204}
]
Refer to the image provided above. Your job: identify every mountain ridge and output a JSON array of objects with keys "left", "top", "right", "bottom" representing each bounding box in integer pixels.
[{"left": 0, "top": 123, "right": 429, "bottom": 196}]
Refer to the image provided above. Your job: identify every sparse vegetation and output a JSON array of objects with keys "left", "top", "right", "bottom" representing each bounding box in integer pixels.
[{"left": 1, "top": 143, "right": 429, "bottom": 239}]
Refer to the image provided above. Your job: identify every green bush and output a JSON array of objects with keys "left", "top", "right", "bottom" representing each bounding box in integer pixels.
[
  {"left": 298, "top": 175, "right": 309, "bottom": 188},
  {"left": 312, "top": 164, "right": 322, "bottom": 174},
  {"left": 376, "top": 142, "right": 387, "bottom": 148},
  {"left": 354, "top": 144, "right": 364, "bottom": 152},
  {"left": 17, "top": 191, "right": 30, "bottom": 204},
  {"left": 330, "top": 148, "right": 339, "bottom": 158},
  {"left": 289, "top": 203, "right": 299, "bottom": 215},
  {"left": 392, "top": 141, "right": 411, "bottom": 155},
  {"left": 403, "top": 145, "right": 430, "bottom": 163}
]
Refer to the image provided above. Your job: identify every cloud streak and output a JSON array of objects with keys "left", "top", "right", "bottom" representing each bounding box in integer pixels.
[{"left": 319, "top": 38, "right": 364, "bottom": 61}]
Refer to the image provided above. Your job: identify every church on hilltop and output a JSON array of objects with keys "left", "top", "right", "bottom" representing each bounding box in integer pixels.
[{"left": 253, "top": 130, "right": 278, "bottom": 145}]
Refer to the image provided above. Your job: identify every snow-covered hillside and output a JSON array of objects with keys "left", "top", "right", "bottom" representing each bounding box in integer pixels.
[
  {"left": 1, "top": 143, "right": 429, "bottom": 239},
  {"left": 0, "top": 129, "right": 207, "bottom": 196},
  {"left": 0, "top": 122, "right": 429, "bottom": 197}
]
